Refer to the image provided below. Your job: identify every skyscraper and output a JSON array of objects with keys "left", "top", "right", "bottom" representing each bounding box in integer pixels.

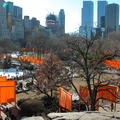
[
  {"left": 0, "top": 0, "right": 10, "bottom": 37},
  {"left": 46, "top": 14, "right": 57, "bottom": 34},
  {"left": 105, "top": 3, "right": 119, "bottom": 34},
  {"left": 31, "top": 17, "right": 38, "bottom": 29},
  {"left": 82, "top": 1, "right": 93, "bottom": 27},
  {"left": 6, "top": 1, "right": 14, "bottom": 16},
  {"left": 58, "top": 9, "right": 65, "bottom": 36},
  {"left": 23, "top": 16, "right": 31, "bottom": 31},
  {"left": 80, "top": 1, "right": 93, "bottom": 39},
  {"left": 97, "top": 0, "right": 108, "bottom": 28},
  {"left": 14, "top": 6, "right": 22, "bottom": 19}
]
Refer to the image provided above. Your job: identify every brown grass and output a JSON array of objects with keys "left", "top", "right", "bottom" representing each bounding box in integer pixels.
[
  {"left": 16, "top": 78, "right": 87, "bottom": 100},
  {"left": 16, "top": 72, "right": 118, "bottom": 101}
]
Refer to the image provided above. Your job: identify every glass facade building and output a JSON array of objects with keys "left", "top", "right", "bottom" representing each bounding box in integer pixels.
[
  {"left": 80, "top": 1, "right": 93, "bottom": 39},
  {"left": 105, "top": 3, "right": 119, "bottom": 34},
  {"left": 14, "top": 6, "right": 22, "bottom": 19},
  {"left": 58, "top": 9, "right": 65, "bottom": 35},
  {"left": 82, "top": 1, "right": 93, "bottom": 27},
  {"left": 6, "top": 2, "right": 14, "bottom": 16},
  {"left": 97, "top": 1, "right": 108, "bottom": 28}
]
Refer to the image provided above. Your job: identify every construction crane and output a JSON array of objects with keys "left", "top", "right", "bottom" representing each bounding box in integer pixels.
[{"left": 46, "top": 8, "right": 50, "bottom": 15}]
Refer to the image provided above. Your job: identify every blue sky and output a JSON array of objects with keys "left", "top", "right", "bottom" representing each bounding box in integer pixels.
[{"left": 5, "top": 0, "right": 120, "bottom": 33}]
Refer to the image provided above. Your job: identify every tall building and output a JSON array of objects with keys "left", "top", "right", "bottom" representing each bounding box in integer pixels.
[
  {"left": 46, "top": 14, "right": 57, "bottom": 34},
  {"left": 58, "top": 9, "right": 65, "bottom": 36},
  {"left": 105, "top": 3, "right": 119, "bottom": 34},
  {"left": 97, "top": 0, "right": 108, "bottom": 28},
  {"left": 5, "top": 2, "right": 14, "bottom": 32},
  {"left": 23, "top": 16, "right": 31, "bottom": 32},
  {"left": 80, "top": 1, "right": 93, "bottom": 39},
  {"left": 0, "top": 0, "right": 10, "bottom": 37},
  {"left": 14, "top": 6, "right": 22, "bottom": 19},
  {"left": 82, "top": 1, "right": 93, "bottom": 27},
  {"left": 31, "top": 17, "right": 40, "bottom": 30},
  {"left": 6, "top": 1, "right": 14, "bottom": 16},
  {"left": 11, "top": 19, "right": 24, "bottom": 41},
  {"left": 7, "top": 13, "right": 12, "bottom": 32}
]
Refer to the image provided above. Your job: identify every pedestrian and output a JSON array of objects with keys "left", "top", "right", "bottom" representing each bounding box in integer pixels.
[
  {"left": 111, "top": 103, "right": 114, "bottom": 112},
  {"left": 80, "top": 103, "right": 87, "bottom": 111},
  {"left": 5, "top": 107, "right": 9, "bottom": 117},
  {"left": 19, "top": 82, "right": 23, "bottom": 90},
  {"left": 8, "top": 108, "right": 12, "bottom": 118}
]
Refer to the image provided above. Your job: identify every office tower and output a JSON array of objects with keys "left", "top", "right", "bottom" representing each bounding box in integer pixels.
[
  {"left": 46, "top": 14, "right": 57, "bottom": 34},
  {"left": 23, "top": 16, "right": 31, "bottom": 32},
  {"left": 31, "top": 17, "right": 40, "bottom": 30},
  {"left": 105, "top": 3, "right": 119, "bottom": 34},
  {"left": 6, "top": 2, "right": 14, "bottom": 32},
  {"left": 0, "top": 0, "right": 10, "bottom": 37},
  {"left": 82, "top": 1, "right": 93, "bottom": 27},
  {"left": 14, "top": 6, "right": 22, "bottom": 19},
  {"left": 31, "top": 17, "right": 37, "bottom": 29},
  {"left": 58, "top": 9, "right": 65, "bottom": 36},
  {"left": 6, "top": 1, "right": 14, "bottom": 16},
  {"left": 7, "top": 13, "right": 12, "bottom": 32},
  {"left": 80, "top": 1, "right": 93, "bottom": 39},
  {"left": 97, "top": 0, "right": 108, "bottom": 28},
  {"left": 36, "top": 20, "right": 40, "bottom": 29}
]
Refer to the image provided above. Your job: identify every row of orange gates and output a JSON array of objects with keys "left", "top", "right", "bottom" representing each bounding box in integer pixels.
[
  {"left": 18, "top": 56, "right": 42, "bottom": 64},
  {"left": 0, "top": 54, "right": 43, "bottom": 65},
  {"left": 59, "top": 83, "right": 120, "bottom": 112},
  {"left": 1, "top": 54, "right": 120, "bottom": 67}
]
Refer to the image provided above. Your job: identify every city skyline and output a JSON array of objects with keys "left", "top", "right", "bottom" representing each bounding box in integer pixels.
[{"left": 5, "top": 0, "right": 120, "bottom": 33}]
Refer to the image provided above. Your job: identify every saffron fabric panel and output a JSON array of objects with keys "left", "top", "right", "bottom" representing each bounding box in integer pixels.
[
  {"left": 79, "top": 86, "right": 90, "bottom": 102},
  {"left": 0, "top": 86, "right": 16, "bottom": 103},
  {"left": 79, "top": 86, "right": 98, "bottom": 110},
  {"left": 97, "top": 85, "right": 117, "bottom": 103},
  {"left": 102, "top": 60, "right": 120, "bottom": 68},
  {"left": 0, "top": 76, "right": 7, "bottom": 81},
  {"left": 0, "top": 81, "right": 16, "bottom": 86},
  {"left": 59, "top": 87, "right": 72, "bottom": 112},
  {"left": 0, "top": 81, "right": 16, "bottom": 103}
]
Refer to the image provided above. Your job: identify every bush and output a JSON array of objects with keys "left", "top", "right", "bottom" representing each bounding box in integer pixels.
[
  {"left": 41, "top": 96, "right": 58, "bottom": 113},
  {"left": 17, "top": 98, "right": 29, "bottom": 107},
  {"left": 19, "top": 99, "right": 46, "bottom": 117}
]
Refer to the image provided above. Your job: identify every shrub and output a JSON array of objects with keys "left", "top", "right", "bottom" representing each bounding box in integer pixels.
[
  {"left": 41, "top": 96, "right": 58, "bottom": 113},
  {"left": 17, "top": 98, "right": 29, "bottom": 107},
  {"left": 19, "top": 99, "right": 46, "bottom": 117}
]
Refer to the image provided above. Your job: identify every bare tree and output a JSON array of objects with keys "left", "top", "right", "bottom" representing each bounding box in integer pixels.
[
  {"left": 26, "top": 33, "right": 49, "bottom": 49},
  {"left": 61, "top": 33, "right": 120, "bottom": 111},
  {"left": 26, "top": 32, "right": 50, "bottom": 58},
  {"left": 33, "top": 52, "right": 71, "bottom": 98},
  {"left": 0, "top": 36, "right": 20, "bottom": 54}
]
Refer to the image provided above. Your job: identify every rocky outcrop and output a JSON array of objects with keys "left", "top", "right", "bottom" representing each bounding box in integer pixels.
[
  {"left": 21, "top": 111, "right": 120, "bottom": 120},
  {"left": 48, "top": 112, "right": 120, "bottom": 120}
]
